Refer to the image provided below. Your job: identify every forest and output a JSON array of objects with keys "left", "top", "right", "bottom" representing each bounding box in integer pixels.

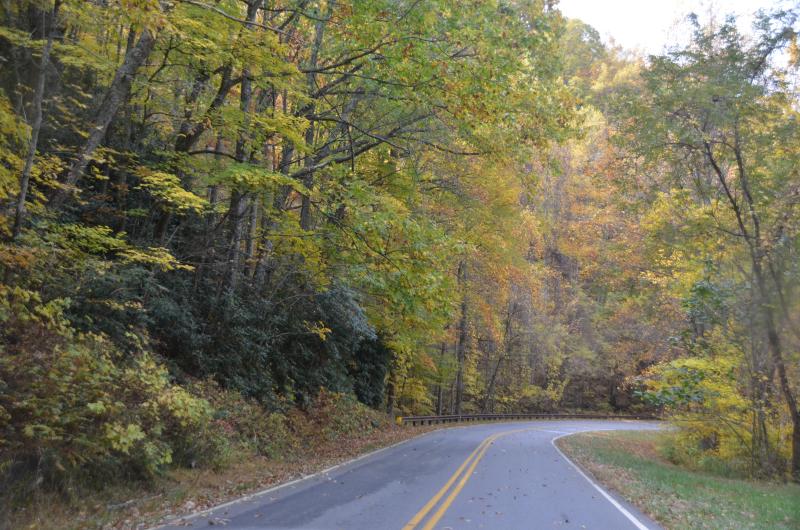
[{"left": 1, "top": 0, "right": 799, "bottom": 514}]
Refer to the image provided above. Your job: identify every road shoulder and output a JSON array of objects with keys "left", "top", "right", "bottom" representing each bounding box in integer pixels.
[{"left": 557, "top": 430, "right": 800, "bottom": 530}]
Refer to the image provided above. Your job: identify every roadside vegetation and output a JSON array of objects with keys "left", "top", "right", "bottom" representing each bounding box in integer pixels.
[
  {"left": 558, "top": 431, "right": 800, "bottom": 530},
  {"left": 1, "top": 0, "right": 799, "bottom": 526},
  {"left": 2, "top": 389, "right": 424, "bottom": 529}
]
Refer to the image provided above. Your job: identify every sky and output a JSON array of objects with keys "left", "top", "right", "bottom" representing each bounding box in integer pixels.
[{"left": 557, "top": 0, "right": 798, "bottom": 54}]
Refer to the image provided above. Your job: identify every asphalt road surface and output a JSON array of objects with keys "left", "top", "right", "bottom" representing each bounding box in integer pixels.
[{"left": 161, "top": 420, "right": 662, "bottom": 530}]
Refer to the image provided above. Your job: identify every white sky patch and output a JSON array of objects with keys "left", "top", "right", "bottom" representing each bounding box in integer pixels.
[{"left": 557, "top": 0, "right": 799, "bottom": 55}]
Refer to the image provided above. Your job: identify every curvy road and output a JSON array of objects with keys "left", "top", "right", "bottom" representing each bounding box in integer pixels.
[{"left": 161, "top": 420, "right": 662, "bottom": 530}]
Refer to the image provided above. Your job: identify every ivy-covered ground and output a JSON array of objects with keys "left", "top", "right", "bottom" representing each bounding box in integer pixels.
[{"left": 558, "top": 431, "right": 800, "bottom": 530}]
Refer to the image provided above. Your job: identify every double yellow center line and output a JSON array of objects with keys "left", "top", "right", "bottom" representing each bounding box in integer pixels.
[{"left": 402, "top": 428, "right": 531, "bottom": 530}]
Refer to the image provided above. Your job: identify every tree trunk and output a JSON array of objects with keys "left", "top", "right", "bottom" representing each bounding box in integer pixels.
[
  {"left": 152, "top": 67, "right": 225, "bottom": 242},
  {"left": 297, "top": 1, "right": 335, "bottom": 231},
  {"left": 482, "top": 300, "right": 514, "bottom": 413},
  {"left": 737, "top": 141, "right": 800, "bottom": 481},
  {"left": 482, "top": 354, "right": 503, "bottom": 414},
  {"left": 174, "top": 64, "right": 237, "bottom": 154},
  {"left": 435, "top": 342, "right": 445, "bottom": 415},
  {"left": 246, "top": 195, "right": 259, "bottom": 276},
  {"left": 793, "top": 419, "right": 800, "bottom": 482},
  {"left": 253, "top": 143, "right": 275, "bottom": 285},
  {"left": 385, "top": 366, "right": 396, "bottom": 416},
  {"left": 454, "top": 259, "right": 468, "bottom": 415},
  {"left": 299, "top": 121, "right": 315, "bottom": 230},
  {"left": 12, "top": 0, "right": 59, "bottom": 238},
  {"left": 52, "top": 26, "right": 156, "bottom": 207},
  {"left": 706, "top": 138, "right": 800, "bottom": 480},
  {"left": 225, "top": 0, "right": 260, "bottom": 291},
  {"left": 226, "top": 191, "right": 250, "bottom": 290},
  {"left": 757, "top": 266, "right": 800, "bottom": 480}
]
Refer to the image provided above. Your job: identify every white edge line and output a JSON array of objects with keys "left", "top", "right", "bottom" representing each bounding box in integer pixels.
[
  {"left": 537, "top": 429, "right": 571, "bottom": 434},
  {"left": 149, "top": 427, "right": 445, "bottom": 529},
  {"left": 550, "top": 432, "right": 652, "bottom": 530}
]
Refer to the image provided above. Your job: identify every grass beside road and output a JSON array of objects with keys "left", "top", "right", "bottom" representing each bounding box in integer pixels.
[{"left": 557, "top": 430, "right": 800, "bottom": 530}]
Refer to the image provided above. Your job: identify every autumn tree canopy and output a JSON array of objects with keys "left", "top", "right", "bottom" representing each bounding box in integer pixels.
[{"left": 1, "top": 0, "right": 799, "bottom": 495}]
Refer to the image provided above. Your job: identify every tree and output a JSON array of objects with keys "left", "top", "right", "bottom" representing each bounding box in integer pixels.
[{"left": 619, "top": 9, "right": 800, "bottom": 479}]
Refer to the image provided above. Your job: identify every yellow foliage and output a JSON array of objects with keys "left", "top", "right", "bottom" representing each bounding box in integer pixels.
[{"left": 135, "top": 168, "right": 208, "bottom": 213}]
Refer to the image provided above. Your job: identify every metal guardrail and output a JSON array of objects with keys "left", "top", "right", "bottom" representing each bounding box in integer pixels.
[{"left": 397, "top": 412, "right": 658, "bottom": 426}]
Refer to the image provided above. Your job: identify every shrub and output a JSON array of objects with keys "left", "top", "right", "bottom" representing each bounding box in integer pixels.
[
  {"left": 193, "top": 380, "right": 298, "bottom": 459},
  {"left": 642, "top": 352, "right": 791, "bottom": 478},
  {"left": 0, "top": 285, "right": 214, "bottom": 496},
  {"left": 300, "top": 389, "right": 390, "bottom": 444}
]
